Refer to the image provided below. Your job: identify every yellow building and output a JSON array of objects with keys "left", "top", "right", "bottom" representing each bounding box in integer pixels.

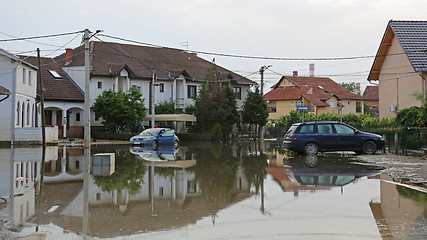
[{"left": 264, "top": 74, "right": 364, "bottom": 120}]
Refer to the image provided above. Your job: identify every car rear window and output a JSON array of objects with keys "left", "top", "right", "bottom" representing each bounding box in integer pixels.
[
  {"left": 299, "top": 124, "right": 314, "bottom": 134},
  {"left": 285, "top": 125, "right": 298, "bottom": 136}
]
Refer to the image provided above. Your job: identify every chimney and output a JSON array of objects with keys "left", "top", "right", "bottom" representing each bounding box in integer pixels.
[
  {"left": 65, "top": 48, "right": 73, "bottom": 65},
  {"left": 293, "top": 71, "right": 298, "bottom": 77},
  {"left": 309, "top": 63, "right": 314, "bottom": 77}
]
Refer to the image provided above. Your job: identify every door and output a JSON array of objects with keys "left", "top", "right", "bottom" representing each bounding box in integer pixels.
[
  {"left": 316, "top": 123, "right": 338, "bottom": 151},
  {"left": 333, "top": 123, "right": 362, "bottom": 150}
]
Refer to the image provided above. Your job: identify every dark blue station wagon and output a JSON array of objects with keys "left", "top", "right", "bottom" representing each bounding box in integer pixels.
[{"left": 283, "top": 121, "right": 385, "bottom": 155}]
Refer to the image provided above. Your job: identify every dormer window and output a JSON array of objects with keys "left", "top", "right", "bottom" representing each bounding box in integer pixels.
[{"left": 48, "top": 70, "right": 62, "bottom": 79}]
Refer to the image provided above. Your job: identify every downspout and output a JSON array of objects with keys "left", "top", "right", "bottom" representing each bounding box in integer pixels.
[
  {"left": 11, "top": 65, "right": 18, "bottom": 146},
  {"left": 418, "top": 72, "right": 426, "bottom": 103}
]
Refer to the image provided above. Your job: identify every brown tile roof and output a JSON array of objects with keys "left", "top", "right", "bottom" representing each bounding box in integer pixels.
[
  {"left": 22, "top": 56, "right": 84, "bottom": 102},
  {"left": 363, "top": 86, "right": 379, "bottom": 101},
  {"left": 55, "top": 41, "right": 255, "bottom": 85},
  {"left": 0, "top": 85, "right": 11, "bottom": 95}
]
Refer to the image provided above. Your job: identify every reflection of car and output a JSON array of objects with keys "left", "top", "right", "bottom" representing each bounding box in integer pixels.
[
  {"left": 284, "top": 156, "right": 382, "bottom": 187},
  {"left": 129, "top": 128, "right": 179, "bottom": 150},
  {"left": 130, "top": 147, "right": 178, "bottom": 161},
  {"left": 283, "top": 121, "right": 385, "bottom": 155}
]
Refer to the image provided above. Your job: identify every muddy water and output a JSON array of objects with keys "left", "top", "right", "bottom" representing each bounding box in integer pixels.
[{"left": 0, "top": 143, "right": 426, "bottom": 239}]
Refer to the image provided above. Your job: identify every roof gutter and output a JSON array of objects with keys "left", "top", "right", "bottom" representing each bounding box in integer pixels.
[{"left": 419, "top": 72, "right": 426, "bottom": 103}]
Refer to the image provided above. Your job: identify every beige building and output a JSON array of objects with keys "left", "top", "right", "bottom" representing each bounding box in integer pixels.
[
  {"left": 264, "top": 73, "right": 364, "bottom": 120},
  {"left": 368, "top": 20, "right": 427, "bottom": 119}
]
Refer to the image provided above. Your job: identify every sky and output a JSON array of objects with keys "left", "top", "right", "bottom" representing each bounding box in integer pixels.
[{"left": 1, "top": 0, "right": 426, "bottom": 94}]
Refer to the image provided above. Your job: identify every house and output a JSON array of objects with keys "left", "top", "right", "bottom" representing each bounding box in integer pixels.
[
  {"left": 23, "top": 56, "right": 85, "bottom": 138},
  {"left": 54, "top": 41, "right": 255, "bottom": 128},
  {"left": 264, "top": 72, "right": 364, "bottom": 119},
  {"left": 368, "top": 20, "right": 427, "bottom": 119},
  {"left": 0, "top": 48, "right": 58, "bottom": 145},
  {"left": 363, "top": 86, "right": 379, "bottom": 115}
]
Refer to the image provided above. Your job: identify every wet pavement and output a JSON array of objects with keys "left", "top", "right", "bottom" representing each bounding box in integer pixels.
[{"left": 0, "top": 142, "right": 426, "bottom": 239}]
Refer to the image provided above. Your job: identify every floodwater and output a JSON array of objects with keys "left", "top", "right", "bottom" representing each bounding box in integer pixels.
[{"left": 0, "top": 142, "right": 426, "bottom": 239}]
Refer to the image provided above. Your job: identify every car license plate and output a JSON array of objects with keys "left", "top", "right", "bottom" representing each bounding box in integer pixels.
[{"left": 134, "top": 142, "right": 140, "bottom": 144}]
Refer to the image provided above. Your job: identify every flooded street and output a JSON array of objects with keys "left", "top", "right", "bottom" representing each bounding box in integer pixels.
[{"left": 1, "top": 142, "right": 426, "bottom": 239}]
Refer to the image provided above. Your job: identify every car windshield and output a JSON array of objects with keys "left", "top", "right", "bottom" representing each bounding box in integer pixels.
[{"left": 139, "top": 128, "right": 161, "bottom": 136}]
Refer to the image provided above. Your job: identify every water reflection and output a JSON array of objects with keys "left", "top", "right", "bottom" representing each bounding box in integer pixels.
[
  {"left": 0, "top": 143, "right": 426, "bottom": 239},
  {"left": 284, "top": 155, "right": 382, "bottom": 188}
]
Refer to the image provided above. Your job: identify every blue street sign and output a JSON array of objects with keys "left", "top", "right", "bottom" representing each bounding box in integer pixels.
[{"left": 297, "top": 106, "right": 310, "bottom": 111}]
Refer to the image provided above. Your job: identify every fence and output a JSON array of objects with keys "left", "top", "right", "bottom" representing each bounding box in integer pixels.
[{"left": 368, "top": 127, "right": 427, "bottom": 156}]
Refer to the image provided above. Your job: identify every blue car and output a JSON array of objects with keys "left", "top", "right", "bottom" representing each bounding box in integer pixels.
[
  {"left": 129, "top": 128, "right": 179, "bottom": 150},
  {"left": 283, "top": 121, "right": 385, "bottom": 155}
]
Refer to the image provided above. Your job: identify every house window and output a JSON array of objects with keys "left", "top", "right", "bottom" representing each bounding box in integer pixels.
[
  {"left": 76, "top": 112, "right": 80, "bottom": 121},
  {"left": 356, "top": 101, "right": 362, "bottom": 113},
  {"left": 159, "top": 83, "right": 164, "bottom": 93},
  {"left": 159, "top": 187, "right": 164, "bottom": 196},
  {"left": 28, "top": 71, "right": 32, "bottom": 86},
  {"left": 291, "top": 101, "right": 294, "bottom": 105},
  {"left": 48, "top": 70, "right": 62, "bottom": 79},
  {"left": 96, "top": 193, "right": 101, "bottom": 201},
  {"left": 296, "top": 100, "right": 302, "bottom": 106},
  {"left": 187, "top": 181, "right": 196, "bottom": 193},
  {"left": 97, "top": 81, "right": 103, "bottom": 89},
  {"left": 188, "top": 85, "right": 197, "bottom": 98},
  {"left": 22, "top": 68, "right": 26, "bottom": 84},
  {"left": 16, "top": 102, "right": 20, "bottom": 126},
  {"left": 329, "top": 101, "right": 335, "bottom": 108},
  {"left": 233, "top": 87, "right": 241, "bottom": 100}
]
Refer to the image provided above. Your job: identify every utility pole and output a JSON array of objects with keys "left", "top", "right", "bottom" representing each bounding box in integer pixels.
[
  {"left": 83, "top": 28, "right": 90, "bottom": 238},
  {"left": 259, "top": 65, "right": 271, "bottom": 141},
  {"left": 84, "top": 29, "right": 91, "bottom": 147},
  {"left": 37, "top": 49, "right": 46, "bottom": 146},
  {"left": 151, "top": 69, "right": 156, "bottom": 128}
]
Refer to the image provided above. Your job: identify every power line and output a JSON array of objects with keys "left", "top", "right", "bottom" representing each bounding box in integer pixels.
[{"left": 0, "top": 30, "right": 84, "bottom": 42}]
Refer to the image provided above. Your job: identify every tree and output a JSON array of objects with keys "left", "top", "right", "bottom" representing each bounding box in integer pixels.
[
  {"left": 93, "top": 87, "right": 147, "bottom": 132},
  {"left": 155, "top": 99, "right": 176, "bottom": 114},
  {"left": 241, "top": 87, "right": 269, "bottom": 136},
  {"left": 340, "top": 82, "right": 360, "bottom": 94},
  {"left": 194, "top": 65, "right": 240, "bottom": 140}
]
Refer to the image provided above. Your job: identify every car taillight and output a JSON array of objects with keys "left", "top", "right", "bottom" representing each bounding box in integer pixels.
[{"left": 288, "top": 136, "right": 297, "bottom": 141}]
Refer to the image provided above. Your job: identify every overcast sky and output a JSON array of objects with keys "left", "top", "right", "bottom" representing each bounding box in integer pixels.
[{"left": 1, "top": 0, "right": 426, "bottom": 93}]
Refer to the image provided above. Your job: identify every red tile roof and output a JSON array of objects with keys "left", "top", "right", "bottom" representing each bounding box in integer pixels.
[
  {"left": 264, "top": 76, "right": 363, "bottom": 107},
  {"left": 22, "top": 56, "right": 84, "bottom": 102},
  {"left": 264, "top": 86, "right": 310, "bottom": 100},
  {"left": 55, "top": 41, "right": 255, "bottom": 85},
  {"left": 286, "top": 76, "right": 364, "bottom": 100}
]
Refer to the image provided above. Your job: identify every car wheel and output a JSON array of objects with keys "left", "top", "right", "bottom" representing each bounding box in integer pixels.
[
  {"left": 151, "top": 140, "right": 158, "bottom": 151},
  {"left": 362, "top": 141, "right": 377, "bottom": 155},
  {"left": 173, "top": 140, "right": 179, "bottom": 149},
  {"left": 304, "top": 143, "right": 318, "bottom": 155}
]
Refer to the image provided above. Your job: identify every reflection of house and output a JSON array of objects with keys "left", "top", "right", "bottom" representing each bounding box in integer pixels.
[
  {"left": 24, "top": 57, "right": 85, "bottom": 139},
  {"left": 264, "top": 73, "right": 364, "bottom": 119},
  {"left": 363, "top": 86, "right": 379, "bottom": 115},
  {"left": 0, "top": 147, "right": 57, "bottom": 226},
  {"left": 368, "top": 20, "right": 427, "bottom": 119},
  {"left": 370, "top": 174, "right": 427, "bottom": 239},
  {"left": 55, "top": 42, "right": 255, "bottom": 127}
]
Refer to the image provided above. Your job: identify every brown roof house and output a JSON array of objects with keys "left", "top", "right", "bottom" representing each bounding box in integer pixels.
[
  {"left": 54, "top": 41, "right": 256, "bottom": 128},
  {"left": 363, "top": 86, "right": 379, "bottom": 115},
  {"left": 264, "top": 72, "right": 364, "bottom": 120},
  {"left": 368, "top": 20, "right": 427, "bottom": 119},
  {"left": 23, "top": 56, "right": 84, "bottom": 138}
]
